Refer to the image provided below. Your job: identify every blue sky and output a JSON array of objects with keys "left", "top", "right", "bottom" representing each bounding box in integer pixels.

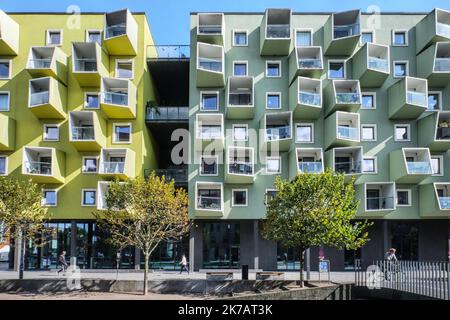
[{"left": 1, "top": 0, "right": 449, "bottom": 44}]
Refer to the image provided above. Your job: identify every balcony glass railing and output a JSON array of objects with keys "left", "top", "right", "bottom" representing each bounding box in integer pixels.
[
  {"left": 267, "top": 24, "right": 290, "bottom": 38},
  {"left": 148, "top": 45, "right": 190, "bottom": 59},
  {"left": 24, "top": 161, "right": 52, "bottom": 175},
  {"left": 338, "top": 126, "right": 359, "bottom": 140},
  {"left": 299, "top": 91, "right": 321, "bottom": 106},
  {"left": 434, "top": 58, "right": 450, "bottom": 72},
  {"left": 102, "top": 91, "right": 128, "bottom": 106},
  {"left": 228, "top": 93, "right": 252, "bottom": 106},
  {"left": 198, "top": 57, "right": 222, "bottom": 72},
  {"left": 155, "top": 168, "right": 188, "bottom": 184},
  {"left": 266, "top": 125, "right": 291, "bottom": 140},
  {"left": 335, "top": 161, "right": 361, "bottom": 174},
  {"left": 74, "top": 58, "right": 98, "bottom": 72},
  {"left": 199, "top": 126, "right": 222, "bottom": 139},
  {"left": 334, "top": 23, "right": 360, "bottom": 39},
  {"left": 437, "top": 126, "right": 450, "bottom": 140},
  {"left": 406, "top": 161, "right": 432, "bottom": 174},
  {"left": 336, "top": 92, "right": 361, "bottom": 104},
  {"left": 366, "top": 197, "right": 395, "bottom": 210},
  {"left": 105, "top": 23, "right": 126, "bottom": 39},
  {"left": 71, "top": 126, "right": 94, "bottom": 140},
  {"left": 407, "top": 91, "right": 427, "bottom": 106},
  {"left": 198, "top": 25, "right": 222, "bottom": 34},
  {"left": 146, "top": 106, "right": 189, "bottom": 121},
  {"left": 29, "top": 91, "right": 49, "bottom": 106},
  {"left": 437, "top": 22, "right": 450, "bottom": 38},
  {"left": 298, "top": 58, "right": 322, "bottom": 69},
  {"left": 439, "top": 196, "right": 450, "bottom": 209},
  {"left": 228, "top": 162, "right": 253, "bottom": 175},
  {"left": 28, "top": 59, "right": 51, "bottom": 69},
  {"left": 368, "top": 57, "right": 389, "bottom": 72},
  {"left": 101, "top": 161, "right": 125, "bottom": 174},
  {"left": 197, "top": 196, "right": 221, "bottom": 210},
  {"left": 298, "top": 162, "right": 323, "bottom": 173}
]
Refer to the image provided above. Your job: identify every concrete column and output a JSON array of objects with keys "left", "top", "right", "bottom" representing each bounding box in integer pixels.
[
  {"left": 189, "top": 224, "right": 195, "bottom": 273},
  {"left": 134, "top": 246, "right": 141, "bottom": 270},
  {"left": 13, "top": 235, "right": 21, "bottom": 271},
  {"left": 253, "top": 220, "right": 259, "bottom": 270},
  {"left": 70, "top": 221, "right": 77, "bottom": 266},
  {"left": 305, "top": 248, "right": 311, "bottom": 280},
  {"left": 448, "top": 220, "right": 450, "bottom": 261},
  {"left": 382, "top": 220, "right": 389, "bottom": 256}
]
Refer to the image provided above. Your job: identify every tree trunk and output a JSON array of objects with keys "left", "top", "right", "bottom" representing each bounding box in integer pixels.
[
  {"left": 298, "top": 248, "right": 305, "bottom": 288},
  {"left": 143, "top": 253, "right": 149, "bottom": 295}
]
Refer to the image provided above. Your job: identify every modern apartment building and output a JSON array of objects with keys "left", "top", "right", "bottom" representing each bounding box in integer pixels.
[{"left": 189, "top": 9, "right": 450, "bottom": 271}]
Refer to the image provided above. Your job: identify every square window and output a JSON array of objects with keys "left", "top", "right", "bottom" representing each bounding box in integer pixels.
[
  {"left": 87, "top": 30, "right": 102, "bottom": 44},
  {"left": 328, "top": 61, "right": 345, "bottom": 79},
  {"left": 42, "top": 190, "right": 57, "bottom": 206},
  {"left": 428, "top": 93, "right": 441, "bottom": 111},
  {"left": 265, "top": 190, "right": 278, "bottom": 204},
  {"left": 233, "top": 31, "right": 248, "bottom": 46},
  {"left": 233, "top": 62, "right": 247, "bottom": 76},
  {"left": 266, "top": 61, "right": 281, "bottom": 77},
  {"left": 232, "top": 189, "right": 248, "bottom": 206},
  {"left": 0, "top": 92, "right": 10, "bottom": 111},
  {"left": 85, "top": 93, "right": 100, "bottom": 109},
  {"left": 296, "top": 30, "right": 312, "bottom": 47},
  {"left": 201, "top": 92, "right": 219, "bottom": 111},
  {"left": 361, "top": 94, "right": 375, "bottom": 109},
  {"left": 0, "top": 61, "right": 11, "bottom": 79},
  {"left": 113, "top": 124, "right": 131, "bottom": 143},
  {"left": 266, "top": 93, "right": 281, "bottom": 109},
  {"left": 82, "top": 157, "right": 98, "bottom": 173},
  {"left": 296, "top": 124, "right": 313, "bottom": 143},
  {"left": 361, "top": 32, "right": 373, "bottom": 44},
  {"left": 0, "top": 156, "right": 6, "bottom": 175},
  {"left": 362, "top": 158, "right": 376, "bottom": 173},
  {"left": 397, "top": 190, "right": 411, "bottom": 206},
  {"left": 200, "top": 156, "right": 218, "bottom": 176},
  {"left": 82, "top": 190, "right": 97, "bottom": 206},
  {"left": 47, "top": 30, "right": 62, "bottom": 45},
  {"left": 431, "top": 156, "right": 443, "bottom": 176},
  {"left": 361, "top": 125, "right": 376, "bottom": 141},
  {"left": 43, "top": 125, "right": 59, "bottom": 141},
  {"left": 393, "top": 31, "right": 407, "bottom": 46},
  {"left": 116, "top": 60, "right": 133, "bottom": 79},
  {"left": 266, "top": 157, "right": 281, "bottom": 174},
  {"left": 394, "top": 62, "right": 408, "bottom": 77},
  {"left": 394, "top": 124, "right": 410, "bottom": 141},
  {"left": 233, "top": 125, "right": 248, "bottom": 141}
]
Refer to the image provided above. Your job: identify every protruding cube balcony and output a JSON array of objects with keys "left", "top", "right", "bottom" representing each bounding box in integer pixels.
[
  {"left": 195, "top": 182, "right": 223, "bottom": 217},
  {"left": 26, "top": 46, "right": 68, "bottom": 84},
  {"left": 0, "top": 9, "right": 19, "bottom": 55},
  {"left": 324, "top": 10, "right": 361, "bottom": 56},
  {"left": 260, "top": 9, "right": 292, "bottom": 56},
  {"left": 390, "top": 148, "right": 433, "bottom": 183},
  {"left": 419, "top": 183, "right": 450, "bottom": 217},
  {"left": 416, "top": 8, "right": 450, "bottom": 54},
  {"left": 324, "top": 111, "right": 360, "bottom": 149},
  {"left": 197, "top": 13, "right": 224, "bottom": 45},
  {"left": 22, "top": 147, "right": 65, "bottom": 184},
  {"left": 0, "top": 114, "right": 15, "bottom": 151},
  {"left": 100, "top": 77, "right": 136, "bottom": 119},
  {"left": 98, "top": 148, "right": 135, "bottom": 179},
  {"left": 417, "top": 42, "right": 450, "bottom": 87},
  {"left": 196, "top": 42, "right": 225, "bottom": 87},
  {"left": 418, "top": 111, "right": 450, "bottom": 151},
  {"left": 69, "top": 111, "right": 106, "bottom": 151},
  {"left": 356, "top": 183, "right": 396, "bottom": 216},
  {"left": 225, "top": 147, "right": 255, "bottom": 184},
  {"left": 226, "top": 76, "right": 254, "bottom": 119},
  {"left": 28, "top": 77, "right": 66, "bottom": 120},
  {"left": 324, "top": 80, "right": 361, "bottom": 116},
  {"left": 290, "top": 148, "right": 324, "bottom": 179},
  {"left": 72, "top": 42, "right": 109, "bottom": 87},
  {"left": 352, "top": 43, "right": 390, "bottom": 88},
  {"left": 325, "top": 146, "right": 363, "bottom": 182},
  {"left": 289, "top": 76, "right": 322, "bottom": 120},
  {"left": 388, "top": 76, "right": 428, "bottom": 120},
  {"left": 261, "top": 111, "right": 293, "bottom": 152},
  {"left": 289, "top": 46, "right": 323, "bottom": 81},
  {"left": 195, "top": 114, "right": 224, "bottom": 151},
  {"left": 104, "top": 9, "right": 138, "bottom": 56}
]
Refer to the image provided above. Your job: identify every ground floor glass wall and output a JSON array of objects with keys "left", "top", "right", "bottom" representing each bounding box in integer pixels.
[{"left": 202, "top": 222, "right": 240, "bottom": 269}]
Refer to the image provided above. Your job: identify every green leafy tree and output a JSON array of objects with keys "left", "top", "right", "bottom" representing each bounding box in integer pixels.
[
  {"left": 0, "top": 177, "right": 50, "bottom": 279},
  {"left": 93, "top": 173, "right": 190, "bottom": 295},
  {"left": 261, "top": 170, "right": 372, "bottom": 286}
]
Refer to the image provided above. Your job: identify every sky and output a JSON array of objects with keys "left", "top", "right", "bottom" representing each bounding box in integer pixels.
[{"left": 1, "top": 0, "right": 449, "bottom": 44}]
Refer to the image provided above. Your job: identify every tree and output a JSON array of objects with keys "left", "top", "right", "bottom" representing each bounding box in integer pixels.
[
  {"left": 93, "top": 173, "right": 190, "bottom": 295},
  {"left": 261, "top": 170, "right": 372, "bottom": 287},
  {"left": 0, "top": 177, "right": 50, "bottom": 279}
]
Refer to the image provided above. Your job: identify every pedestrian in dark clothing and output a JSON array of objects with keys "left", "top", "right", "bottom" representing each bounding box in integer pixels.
[{"left": 57, "top": 251, "right": 68, "bottom": 275}]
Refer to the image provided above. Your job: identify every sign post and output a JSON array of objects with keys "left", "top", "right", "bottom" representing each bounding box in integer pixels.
[{"left": 318, "top": 259, "right": 331, "bottom": 283}]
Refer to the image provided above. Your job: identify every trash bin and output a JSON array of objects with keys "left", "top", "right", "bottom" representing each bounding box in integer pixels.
[{"left": 242, "top": 264, "right": 249, "bottom": 280}]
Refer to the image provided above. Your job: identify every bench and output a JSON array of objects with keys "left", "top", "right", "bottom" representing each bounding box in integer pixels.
[
  {"left": 256, "top": 271, "right": 285, "bottom": 280},
  {"left": 206, "top": 272, "right": 234, "bottom": 281}
]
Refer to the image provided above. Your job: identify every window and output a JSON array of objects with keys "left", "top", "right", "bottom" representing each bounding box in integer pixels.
[
  {"left": 200, "top": 92, "right": 219, "bottom": 111},
  {"left": 361, "top": 125, "right": 376, "bottom": 141},
  {"left": 43, "top": 124, "right": 59, "bottom": 141},
  {"left": 200, "top": 155, "right": 218, "bottom": 176},
  {"left": 233, "top": 61, "right": 248, "bottom": 76},
  {"left": 82, "top": 157, "right": 98, "bottom": 173},
  {"left": 42, "top": 190, "right": 57, "bottom": 207},
  {"left": 266, "top": 61, "right": 281, "bottom": 78},
  {"left": 232, "top": 125, "right": 248, "bottom": 141},
  {"left": 85, "top": 93, "right": 100, "bottom": 109},
  {"left": 394, "top": 61, "right": 409, "bottom": 78},
  {"left": 328, "top": 60, "right": 346, "bottom": 79},
  {"left": 296, "top": 30, "right": 312, "bottom": 47},
  {"left": 361, "top": 93, "right": 376, "bottom": 109},
  {"left": 265, "top": 189, "right": 278, "bottom": 204},
  {"left": 82, "top": 189, "right": 97, "bottom": 206},
  {"left": 0, "top": 156, "right": 7, "bottom": 175},
  {"left": 296, "top": 124, "right": 313, "bottom": 143},
  {"left": 0, "top": 92, "right": 10, "bottom": 111},
  {"left": 233, "top": 30, "right": 248, "bottom": 46},
  {"left": 362, "top": 157, "right": 377, "bottom": 173},
  {"left": 431, "top": 155, "right": 444, "bottom": 176},
  {"left": 46, "top": 30, "right": 62, "bottom": 46},
  {"left": 113, "top": 124, "right": 132, "bottom": 143},
  {"left": 392, "top": 30, "right": 408, "bottom": 46},
  {"left": 361, "top": 31, "right": 374, "bottom": 44},
  {"left": 232, "top": 189, "right": 248, "bottom": 207},
  {"left": 86, "top": 30, "right": 102, "bottom": 44},
  {"left": 266, "top": 157, "right": 281, "bottom": 174},
  {"left": 428, "top": 92, "right": 441, "bottom": 111},
  {"left": 394, "top": 124, "right": 410, "bottom": 141},
  {"left": 0, "top": 60, "right": 11, "bottom": 79},
  {"left": 266, "top": 93, "right": 281, "bottom": 109},
  {"left": 397, "top": 189, "right": 411, "bottom": 206},
  {"left": 116, "top": 60, "right": 134, "bottom": 79}
]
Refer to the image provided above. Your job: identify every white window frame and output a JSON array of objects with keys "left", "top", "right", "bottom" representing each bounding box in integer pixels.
[
  {"left": 360, "top": 30, "right": 375, "bottom": 45},
  {"left": 265, "top": 188, "right": 278, "bottom": 205},
  {"left": 115, "top": 59, "right": 134, "bottom": 79},
  {"left": 82, "top": 156, "right": 99, "bottom": 174},
  {"left": 361, "top": 92, "right": 376, "bottom": 110},
  {"left": 46, "top": 29, "right": 63, "bottom": 46},
  {"left": 328, "top": 59, "right": 347, "bottom": 79},
  {"left": 362, "top": 156, "right": 378, "bottom": 174},
  {"left": 396, "top": 189, "right": 412, "bottom": 207},
  {"left": 199, "top": 155, "right": 219, "bottom": 177},
  {"left": 394, "top": 124, "right": 411, "bottom": 142},
  {"left": 393, "top": 60, "right": 409, "bottom": 78},
  {"left": 81, "top": 189, "right": 97, "bottom": 207},
  {"left": 232, "top": 29, "right": 248, "bottom": 47},
  {"left": 231, "top": 188, "right": 248, "bottom": 207},
  {"left": 431, "top": 155, "right": 444, "bottom": 176},
  {"left": 85, "top": 29, "right": 102, "bottom": 44},
  {"left": 0, "top": 60, "right": 12, "bottom": 80},
  {"left": 427, "top": 91, "right": 442, "bottom": 111},
  {"left": 112, "top": 123, "right": 132, "bottom": 144},
  {"left": 295, "top": 28, "right": 313, "bottom": 47},
  {"left": 265, "top": 60, "right": 282, "bottom": 78},
  {"left": 232, "top": 60, "right": 248, "bottom": 76},
  {"left": 43, "top": 124, "right": 60, "bottom": 142},
  {"left": 295, "top": 123, "right": 314, "bottom": 143},
  {"left": 84, "top": 92, "right": 100, "bottom": 109},
  {"left": 392, "top": 29, "right": 408, "bottom": 47},
  {"left": 266, "top": 156, "right": 281, "bottom": 175},
  {"left": 361, "top": 124, "right": 377, "bottom": 142},
  {"left": 200, "top": 91, "right": 219, "bottom": 111},
  {"left": 232, "top": 124, "right": 248, "bottom": 142},
  {"left": 42, "top": 189, "right": 58, "bottom": 207},
  {"left": 0, "top": 155, "right": 8, "bottom": 176},
  {"left": 265, "top": 92, "right": 282, "bottom": 110},
  {"left": 0, "top": 91, "right": 10, "bottom": 111}
]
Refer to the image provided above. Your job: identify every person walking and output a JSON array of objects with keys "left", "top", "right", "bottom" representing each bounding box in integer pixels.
[
  {"left": 57, "top": 250, "right": 68, "bottom": 275},
  {"left": 384, "top": 248, "right": 398, "bottom": 280},
  {"left": 179, "top": 254, "right": 189, "bottom": 274}
]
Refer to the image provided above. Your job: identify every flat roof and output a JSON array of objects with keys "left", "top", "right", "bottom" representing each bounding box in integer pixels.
[
  {"left": 190, "top": 11, "right": 430, "bottom": 15},
  {"left": 6, "top": 11, "right": 146, "bottom": 15}
]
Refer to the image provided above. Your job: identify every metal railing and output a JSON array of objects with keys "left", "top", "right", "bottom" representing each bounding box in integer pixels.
[
  {"left": 439, "top": 197, "right": 450, "bottom": 209},
  {"left": 146, "top": 106, "right": 188, "bottom": 121},
  {"left": 406, "top": 161, "right": 432, "bottom": 174},
  {"left": 366, "top": 196, "right": 395, "bottom": 210},
  {"left": 334, "top": 23, "right": 360, "bottom": 39},
  {"left": 338, "top": 126, "right": 359, "bottom": 140},
  {"left": 29, "top": 91, "right": 49, "bottom": 106},
  {"left": 71, "top": 126, "right": 95, "bottom": 140},
  {"left": 198, "top": 57, "right": 222, "bottom": 72},
  {"left": 266, "top": 126, "right": 291, "bottom": 140},
  {"left": 437, "top": 127, "right": 450, "bottom": 140},
  {"left": 335, "top": 161, "right": 361, "bottom": 174},
  {"left": 148, "top": 45, "right": 190, "bottom": 59},
  {"left": 407, "top": 91, "right": 427, "bottom": 106},
  {"left": 198, "top": 25, "right": 222, "bottom": 34},
  {"left": 197, "top": 196, "right": 221, "bottom": 210},
  {"left": 267, "top": 24, "right": 290, "bottom": 38},
  {"left": 336, "top": 92, "right": 361, "bottom": 104},
  {"left": 74, "top": 58, "right": 98, "bottom": 72},
  {"left": 102, "top": 91, "right": 128, "bottom": 106},
  {"left": 28, "top": 59, "right": 51, "bottom": 69},
  {"left": 228, "top": 92, "right": 252, "bottom": 106},
  {"left": 299, "top": 91, "right": 321, "bottom": 106},
  {"left": 24, "top": 161, "right": 52, "bottom": 175},
  {"left": 437, "top": 22, "right": 450, "bottom": 38},
  {"left": 368, "top": 56, "right": 389, "bottom": 72},
  {"left": 199, "top": 126, "right": 222, "bottom": 139},
  {"left": 298, "top": 162, "right": 323, "bottom": 173},
  {"left": 100, "top": 161, "right": 125, "bottom": 174},
  {"left": 355, "top": 260, "right": 450, "bottom": 300},
  {"left": 105, "top": 23, "right": 126, "bottom": 38},
  {"left": 228, "top": 162, "right": 253, "bottom": 175},
  {"left": 154, "top": 168, "right": 188, "bottom": 184},
  {"left": 298, "top": 58, "right": 322, "bottom": 69},
  {"left": 434, "top": 58, "right": 450, "bottom": 72}
]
